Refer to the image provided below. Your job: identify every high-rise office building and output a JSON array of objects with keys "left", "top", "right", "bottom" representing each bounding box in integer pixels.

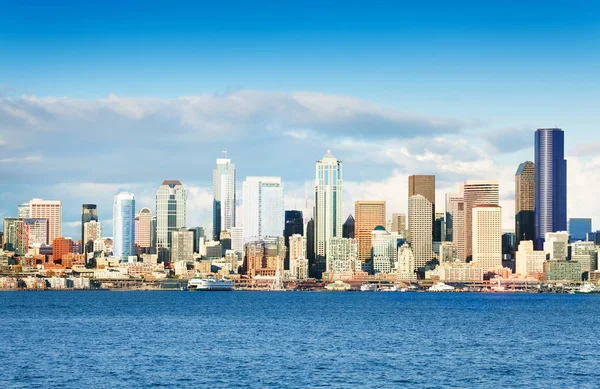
[
  {"left": 342, "top": 215, "right": 355, "bottom": 239},
  {"left": 535, "top": 128, "right": 567, "bottom": 249},
  {"left": 445, "top": 193, "right": 465, "bottom": 261},
  {"left": 289, "top": 234, "right": 308, "bottom": 279},
  {"left": 409, "top": 175, "right": 435, "bottom": 235},
  {"left": 515, "top": 241, "right": 545, "bottom": 277},
  {"left": 243, "top": 176, "right": 284, "bottom": 242},
  {"left": 371, "top": 227, "right": 398, "bottom": 274},
  {"left": 29, "top": 199, "right": 62, "bottom": 243},
  {"left": 314, "top": 150, "right": 343, "bottom": 275},
  {"left": 462, "top": 181, "right": 499, "bottom": 261},
  {"left": 2, "top": 218, "right": 19, "bottom": 252},
  {"left": 355, "top": 201, "right": 386, "bottom": 264},
  {"left": 171, "top": 228, "right": 194, "bottom": 262},
  {"left": 471, "top": 205, "right": 502, "bottom": 270},
  {"left": 156, "top": 180, "right": 187, "bottom": 256},
  {"left": 83, "top": 220, "right": 102, "bottom": 253},
  {"left": 284, "top": 210, "right": 303, "bottom": 268},
  {"left": 568, "top": 218, "right": 592, "bottom": 242},
  {"left": 81, "top": 204, "right": 98, "bottom": 244},
  {"left": 434, "top": 212, "right": 445, "bottom": 242},
  {"left": 408, "top": 194, "right": 433, "bottom": 272},
  {"left": 397, "top": 243, "right": 417, "bottom": 281},
  {"left": 544, "top": 231, "right": 569, "bottom": 261},
  {"left": 18, "top": 203, "right": 30, "bottom": 218},
  {"left": 515, "top": 161, "right": 535, "bottom": 245},
  {"left": 230, "top": 226, "right": 244, "bottom": 253},
  {"left": 306, "top": 218, "right": 315, "bottom": 275},
  {"left": 113, "top": 192, "right": 135, "bottom": 260},
  {"left": 52, "top": 237, "right": 72, "bottom": 262},
  {"left": 213, "top": 158, "right": 236, "bottom": 241},
  {"left": 134, "top": 208, "right": 153, "bottom": 249},
  {"left": 391, "top": 213, "right": 406, "bottom": 234}
]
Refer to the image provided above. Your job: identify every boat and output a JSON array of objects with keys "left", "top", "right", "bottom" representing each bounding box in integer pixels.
[
  {"left": 188, "top": 277, "right": 233, "bottom": 291},
  {"left": 360, "top": 283, "right": 379, "bottom": 292},
  {"left": 325, "top": 280, "right": 351, "bottom": 291},
  {"left": 428, "top": 282, "right": 455, "bottom": 292},
  {"left": 575, "top": 283, "right": 600, "bottom": 294}
]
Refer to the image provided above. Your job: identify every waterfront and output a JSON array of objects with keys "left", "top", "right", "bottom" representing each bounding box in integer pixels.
[{"left": 1, "top": 292, "right": 600, "bottom": 388}]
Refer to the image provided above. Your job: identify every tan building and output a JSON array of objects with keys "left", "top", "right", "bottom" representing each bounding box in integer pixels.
[
  {"left": 515, "top": 240, "right": 545, "bottom": 277},
  {"left": 354, "top": 201, "right": 386, "bottom": 264},
  {"left": 135, "top": 208, "right": 152, "bottom": 249},
  {"left": 472, "top": 205, "right": 502, "bottom": 271},
  {"left": 244, "top": 237, "right": 285, "bottom": 277},
  {"left": 409, "top": 175, "right": 435, "bottom": 235},
  {"left": 408, "top": 194, "right": 433, "bottom": 271},
  {"left": 515, "top": 161, "right": 535, "bottom": 244},
  {"left": 83, "top": 220, "right": 102, "bottom": 247},
  {"left": 462, "top": 181, "right": 499, "bottom": 261},
  {"left": 445, "top": 193, "right": 465, "bottom": 261},
  {"left": 390, "top": 213, "right": 406, "bottom": 234},
  {"left": 29, "top": 199, "right": 62, "bottom": 243}
]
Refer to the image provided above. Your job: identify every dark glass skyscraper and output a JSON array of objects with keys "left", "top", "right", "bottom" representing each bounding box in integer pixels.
[
  {"left": 515, "top": 161, "right": 535, "bottom": 245},
  {"left": 81, "top": 204, "right": 98, "bottom": 244},
  {"left": 534, "top": 128, "right": 567, "bottom": 249},
  {"left": 342, "top": 214, "right": 355, "bottom": 239}
]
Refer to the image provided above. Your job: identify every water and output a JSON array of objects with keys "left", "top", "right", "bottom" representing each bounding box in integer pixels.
[{"left": 1, "top": 291, "right": 599, "bottom": 388}]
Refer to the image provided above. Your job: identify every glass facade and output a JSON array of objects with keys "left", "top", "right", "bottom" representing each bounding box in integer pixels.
[
  {"left": 568, "top": 218, "right": 592, "bottom": 242},
  {"left": 113, "top": 192, "right": 135, "bottom": 260}
]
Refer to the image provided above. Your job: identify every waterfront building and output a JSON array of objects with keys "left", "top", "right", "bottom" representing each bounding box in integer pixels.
[
  {"left": 535, "top": 128, "right": 567, "bottom": 249},
  {"left": 81, "top": 204, "right": 98, "bottom": 245},
  {"left": 570, "top": 241, "right": 597, "bottom": 277},
  {"left": 462, "top": 181, "right": 499, "bottom": 261},
  {"left": 371, "top": 226, "right": 398, "bottom": 274},
  {"left": 515, "top": 161, "right": 535, "bottom": 245},
  {"left": 355, "top": 200, "right": 386, "bottom": 264},
  {"left": 171, "top": 228, "right": 194, "bottom": 262},
  {"left": 543, "top": 260, "right": 581, "bottom": 282},
  {"left": 29, "top": 199, "right": 62, "bottom": 243},
  {"left": 134, "top": 208, "right": 153, "bottom": 250},
  {"left": 83, "top": 220, "right": 102, "bottom": 253},
  {"left": 156, "top": 180, "right": 187, "bottom": 258},
  {"left": 408, "top": 194, "right": 433, "bottom": 272},
  {"left": 440, "top": 242, "right": 460, "bottom": 263},
  {"left": 314, "top": 150, "right": 343, "bottom": 276},
  {"left": 213, "top": 158, "right": 236, "bottom": 241},
  {"left": 113, "top": 192, "right": 136, "bottom": 260},
  {"left": 325, "top": 237, "right": 360, "bottom": 273},
  {"left": 243, "top": 176, "right": 284, "bottom": 243},
  {"left": 244, "top": 237, "right": 285, "bottom": 277},
  {"left": 445, "top": 192, "right": 465, "bottom": 261},
  {"left": 427, "top": 262, "right": 483, "bottom": 282},
  {"left": 409, "top": 175, "right": 435, "bottom": 236},
  {"left": 471, "top": 205, "right": 502, "bottom": 271},
  {"left": 342, "top": 214, "right": 355, "bottom": 239},
  {"left": 515, "top": 240, "right": 545, "bottom": 277},
  {"left": 391, "top": 213, "right": 407, "bottom": 234},
  {"left": 396, "top": 243, "right": 417, "bottom": 281},
  {"left": 568, "top": 218, "right": 592, "bottom": 242},
  {"left": 544, "top": 231, "right": 569, "bottom": 261}
]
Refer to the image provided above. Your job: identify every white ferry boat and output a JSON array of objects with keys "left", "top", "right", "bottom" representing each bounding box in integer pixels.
[
  {"left": 428, "top": 282, "right": 455, "bottom": 292},
  {"left": 360, "top": 283, "right": 379, "bottom": 292},
  {"left": 188, "top": 277, "right": 233, "bottom": 291},
  {"left": 575, "top": 283, "right": 600, "bottom": 294}
]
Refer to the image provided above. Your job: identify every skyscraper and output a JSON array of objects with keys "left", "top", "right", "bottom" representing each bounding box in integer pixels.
[
  {"left": 391, "top": 213, "right": 406, "bottom": 234},
  {"left": 355, "top": 200, "right": 386, "bottom": 264},
  {"left": 535, "top": 128, "right": 567, "bottom": 249},
  {"left": 568, "top": 218, "right": 592, "bottom": 242},
  {"left": 171, "top": 228, "right": 194, "bottom": 262},
  {"left": 462, "top": 181, "right": 499, "bottom": 262},
  {"left": 409, "top": 175, "right": 435, "bottom": 235},
  {"left": 408, "top": 194, "right": 433, "bottom": 273},
  {"left": 284, "top": 210, "right": 304, "bottom": 267},
  {"left": 243, "top": 176, "right": 284, "bottom": 242},
  {"left": 17, "top": 203, "right": 30, "bottom": 218},
  {"left": 29, "top": 199, "right": 62, "bottom": 243},
  {"left": 113, "top": 192, "right": 135, "bottom": 260},
  {"left": 156, "top": 180, "right": 187, "bottom": 258},
  {"left": 342, "top": 215, "right": 355, "bottom": 239},
  {"left": 81, "top": 204, "right": 98, "bottom": 244},
  {"left": 445, "top": 193, "right": 465, "bottom": 261},
  {"left": 134, "top": 208, "right": 153, "bottom": 250},
  {"left": 472, "top": 205, "right": 502, "bottom": 270},
  {"left": 306, "top": 218, "right": 315, "bottom": 275},
  {"left": 213, "top": 158, "right": 236, "bottom": 241},
  {"left": 83, "top": 220, "right": 102, "bottom": 253},
  {"left": 515, "top": 161, "right": 535, "bottom": 245},
  {"left": 314, "top": 150, "right": 343, "bottom": 275}
]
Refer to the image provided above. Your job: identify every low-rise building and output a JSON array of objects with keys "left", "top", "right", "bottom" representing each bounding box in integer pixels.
[
  {"left": 427, "top": 262, "right": 484, "bottom": 282},
  {"left": 543, "top": 260, "right": 581, "bottom": 282}
]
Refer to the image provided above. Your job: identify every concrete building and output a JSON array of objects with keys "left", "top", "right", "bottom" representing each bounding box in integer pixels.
[
  {"left": 243, "top": 176, "right": 284, "bottom": 243},
  {"left": 171, "top": 228, "right": 194, "bottom": 262},
  {"left": 371, "top": 227, "right": 398, "bottom": 274},
  {"left": 29, "top": 199, "right": 62, "bottom": 243},
  {"left": 83, "top": 220, "right": 102, "bottom": 253},
  {"left": 134, "top": 207, "right": 153, "bottom": 250},
  {"left": 535, "top": 128, "right": 567, "bottom": 249},
  {"left": 325, "top": 237, "right": 360, "bottom": 274},
  {"left": 543, "top": 260, "right": 581, "bottom": 282},
  {"left": 18, "top": 203, "right": 30, "bottom": 218},
  {"left": 570, "top": 241, "right": 597, "bottom": 277},
  {"left": 355, "top": 200, "right": 386, "bottom": 264},
  {"left": 314, "top": 150, "right": 343, "bottom": 276},
  {"left": 81, "top": 204, "right": 98, "bottom": 246},
  {"left": 156, "top": 180, "right": 187, "bottom": 256},
  {"left": 113, "top": 192, "right": 136, "bottom": 260},
  {"left": 396, "top": 243, "right": 417, "bottom": 281},
  {"left": 544, "top": 231, "right": 569, "bottom": 261},
  {"left": 52, "top": 237, "right": 72, "bottom": 262},
  {"left": 472, "top": 205, "right": 502, "bottom": 271},
  {"left": 427, "top": 262, "right": 484, "bottom": 282},
  {"left": 230, "top": 226, "right": 244, "bottom": 253},
  {"left": 391, "top": 213, "right": 407, "bottom": 234},
  {"left": 515, "top": 162, "right": 535, "bottom": 245},
  {"left": 213, "top": 158, "right": 237, "bottom": 241},
  {"left": 515, "top": 240, "right": 545, "bottom": 277},
  {"left": 408, "top": 194, "right": 433, "bottom": 272},
  {"left": 462, "top": 181, "right": 499, "bottom": 261},
  {"left": 445, "top": 193, "right": 465, "bottom": 261},
  {"left": 440, "top": 242, "right": 460, "bottom": 263},
  {"left": 244, "top": 237, "right": 285, "bottom": 277},
  {"left": 409, "top": 175, "right": 435, "bottom": 236},
  {"left": 289, "top": 234, "right": 308, "bottom": 279}
]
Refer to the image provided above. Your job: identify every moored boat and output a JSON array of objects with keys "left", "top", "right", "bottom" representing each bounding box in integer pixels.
[{"left": 188, "top": 277, "right": 233, "bottom": 291}]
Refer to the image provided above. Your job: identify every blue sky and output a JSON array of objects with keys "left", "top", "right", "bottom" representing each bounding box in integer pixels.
[{"left": 1, "top": 0, "right": 599, "bottom": 237}]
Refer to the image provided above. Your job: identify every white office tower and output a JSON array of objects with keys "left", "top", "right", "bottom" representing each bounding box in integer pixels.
[
  {"left": 515, "top": 241, "right": 545, "bottom": 277},
  {"left": 445, "top": 192, "right": 465, "bottom": 261},
  {"left": 231, "top": 226, "right": 244, "bottom": 253},
  {"left": 544, "top": 231, "right": 569, "bottom": 261},
  {"left": 397, "top": 243, "right": 417, "bottom": 281},
  {"left": 462, "top": 181, "right": 499, "bottom": 261},
  {"left": 243, "top": 177, "right": 284, "bottom": 243},
  {"left": 326, "top": 237, "right": 360, "bottom": 273},
  {"left": 314, "top": 150, "right": 343, "bottom": 274},
  {"left": 28, "top": 198, "right": 62, "bottom": 243},
  {"left": 156, "top": 180, "right": 187, "bottom": 252},
  {"left": 408, "top": 194, "right": 433, "bottom": 271},
  {"left": 289, "top": 234, "right": 308, "bottom": 279},
  {"left": 113, "top": 192, "right": 135, "bottom": 260},
  {"left": 213, "top": 158, "right": 236, "bottom": 241},
  {"left": 371, "top": 227, "right": 399, "bottom": 274},
  {"left": 471, "top": 205, "right": 502, "bottom": 271},
  {"left": 171, "top": 228, "right": 194, "bottom": 262}
]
